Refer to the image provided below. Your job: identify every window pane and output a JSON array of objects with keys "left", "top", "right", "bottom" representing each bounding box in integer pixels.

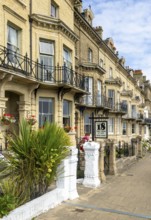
[
  {"left": 51, "top": 4, "right": 56, "bottom": 17},
  {"left": 39, "top": 98, "right": 54, "bottom": 127},
  {"left": 63, "top": 100, "right": 69, "bottom": 115},
  {"left": 7, "top": 26, "right": 18, "bottom": 46},
  {"left": 40, "top": 41, "right": 54, "bottom": 55}
]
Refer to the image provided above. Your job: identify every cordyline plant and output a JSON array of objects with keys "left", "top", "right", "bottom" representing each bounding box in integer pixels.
[{"left": 1, "top": 120, "right": 71, "bottom": 210}]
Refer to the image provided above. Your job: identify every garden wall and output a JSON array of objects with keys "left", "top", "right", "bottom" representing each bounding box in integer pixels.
[{"left": 1, "top": 146, "right": 79, "bottom": 220}]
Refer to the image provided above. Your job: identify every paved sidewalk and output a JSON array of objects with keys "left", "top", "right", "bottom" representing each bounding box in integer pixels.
[{"left": 36, "top": 153, "right": 151, "bottom": 220}]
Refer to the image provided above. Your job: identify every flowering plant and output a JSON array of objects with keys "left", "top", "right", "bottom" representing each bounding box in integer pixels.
[
  {"left": 64, "top": 125, "right": 77, "bottom": 133},
  {"left": 26, "top": 115, "right": 37, "bottom": 126},
  {"left": 0, "top": 113, "right": 16, "bottom": 125}
]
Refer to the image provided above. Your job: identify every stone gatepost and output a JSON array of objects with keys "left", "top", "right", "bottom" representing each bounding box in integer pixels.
[
  {"left": 68, "top": 146, "right": 79, "bottom": 200},
  {"left": 109, "top": 142, "right": 117, "bottom": 175},
  {"left": 68, "top": 132, "right": 76, "bottom": 146},
  {"left": 57, "top": 146, "right": 79, "bottom": 200},
  {"left": 137, "top": 139, "right": 143, "bottom": 158},
  {"left": 99, "top": 141, "right": 106, "bottom": 182},
  {"left": 83, "top": 142, "right": 100, "bottom": 188}
]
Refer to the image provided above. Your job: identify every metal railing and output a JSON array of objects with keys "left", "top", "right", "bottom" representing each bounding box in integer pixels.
[
  {"left": 96, "top": 95, "right": 112, "bottom": 109},
  {"left": 0, "top": 45, "right": 86, "bottom": 91},
  {"left": 116, "top": 141, "right": 135, "bottom": 158},
  {"left": 110, "top": 102, "right": 128, "bottom": 113}
]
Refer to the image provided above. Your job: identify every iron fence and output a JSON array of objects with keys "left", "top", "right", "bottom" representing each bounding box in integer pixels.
[{"left": 0, "top": 45, "right": 86, "bottom": 91}]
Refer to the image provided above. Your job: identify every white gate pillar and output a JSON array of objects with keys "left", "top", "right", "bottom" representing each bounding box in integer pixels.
[
  {"left": 56, "top": 146, "right": 79, "bottom": 200},
  {"left": 83, "top": 142, "right": 100, "bottom": 188}
]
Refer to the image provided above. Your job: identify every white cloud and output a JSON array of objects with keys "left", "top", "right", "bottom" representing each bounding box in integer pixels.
[{"left": 83, "top": 0, "right": 151, "bottom": 81}]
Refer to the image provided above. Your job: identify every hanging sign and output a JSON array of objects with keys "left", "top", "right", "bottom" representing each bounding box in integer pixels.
[{"left": 95, "top": 121, "right": 108, "bottom": 138}]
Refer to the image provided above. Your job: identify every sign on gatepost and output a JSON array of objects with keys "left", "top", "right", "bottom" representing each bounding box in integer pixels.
[{"left": 95, "top": 121, "right": 108, "bottom": 138}]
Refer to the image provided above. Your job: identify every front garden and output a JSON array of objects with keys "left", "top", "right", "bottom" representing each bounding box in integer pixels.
[{"left": 0, "top": 120, "right": 71, "bottom": 218}]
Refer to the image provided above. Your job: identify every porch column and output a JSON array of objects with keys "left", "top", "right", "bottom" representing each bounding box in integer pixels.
[
  {"left": 0, "top": 97, "right": 8, "bottom": 149},
  {"left": 109, "top": 142, "right": 117, "bottom": 175},
  {"left": 17, "top": 101, "right": 31, "bottom": 121},
  {"left": 29, "top": 84, "right": 39, "bottom": 117},
  {"left": 58, "top": 96, "right": 63, "bottom": 127},
  {"left": 99, "top": 141, "right": 106, "bottom": 182},
  {"left": 83, "top": 142, "right": 100, "bottom": 188}
]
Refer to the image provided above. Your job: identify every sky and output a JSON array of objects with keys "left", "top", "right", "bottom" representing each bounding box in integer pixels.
[{"left": 83, "top": 0, "right": 151, "bottom": 81}]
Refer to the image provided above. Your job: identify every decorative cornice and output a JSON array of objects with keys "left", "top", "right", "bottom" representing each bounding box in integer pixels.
[
  {"left": 79, "top": 62, "right": 106, "bottom": 74},
  {"left": 31, "top": 14, "right": 79, "bottom": 43},
  {"left": 121, "top": 89, "right": 133, "bottom": 97},
  {"left": 105, "top": 77, "right": 122, "bottom": 87},
  {"left": 3, "top": 5, "right": 26, "bottom": 23}
]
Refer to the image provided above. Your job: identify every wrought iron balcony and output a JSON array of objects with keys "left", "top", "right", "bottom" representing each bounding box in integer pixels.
[
  {"left": 0, "top": 45, "right": 86, "bottom": 92},
  {"left": 110, "top": 102, "right": 128, "bottom": 114},
  {"left": 136, "top": 113, "right": 144, "bottom": 121},
  {"left": 122, "top": 111, "right": 137, "bottom": 120},
  {"left": 96, "top": 95, "right": 113, "bottom": 109},
  {"left": 76, "top": 94, "right": 112, "bottom": 109}
]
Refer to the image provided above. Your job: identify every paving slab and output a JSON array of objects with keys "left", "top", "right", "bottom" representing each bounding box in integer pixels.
[{"left": 36, "top": 153, "right": 151, "bottom": 220}]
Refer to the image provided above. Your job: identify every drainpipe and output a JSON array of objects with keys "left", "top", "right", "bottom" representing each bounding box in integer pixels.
[{"left": 29, "top": 0, "right": 33, "bottom": 65}]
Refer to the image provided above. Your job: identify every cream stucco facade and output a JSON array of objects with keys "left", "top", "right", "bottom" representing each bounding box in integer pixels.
[{"left": 0, "top": 0, "right": 150, "bottom": 152}]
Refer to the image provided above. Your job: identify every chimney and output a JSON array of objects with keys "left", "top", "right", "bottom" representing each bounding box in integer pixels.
[{"left": 94, "top": 26, "right": 103, "bottom": 39}]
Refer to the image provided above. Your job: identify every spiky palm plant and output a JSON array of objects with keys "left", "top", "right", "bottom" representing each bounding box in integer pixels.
[{"left": 2, "top": 120, "right": 71, "bottom": 204}]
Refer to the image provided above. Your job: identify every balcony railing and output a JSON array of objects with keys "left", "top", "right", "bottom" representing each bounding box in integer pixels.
[
  {"left": 76, "top": 94, "right": 112, "bottom": 109},
  {"left": 0, "top": 45, "right": 86, "bottom": 92},
  {"left": 96, "top": 95, "right": 112, "bottom": 109},
  {"left": 110, "top": 102, "right": 128, "bottom": 113}
]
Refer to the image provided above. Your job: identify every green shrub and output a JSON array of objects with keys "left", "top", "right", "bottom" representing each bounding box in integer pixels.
[
  {"left": 3, "top": 120, "right": 71, "bottom": 202},
  {"left": 0, "top": 180, "right": 19, "bottom": 218}
]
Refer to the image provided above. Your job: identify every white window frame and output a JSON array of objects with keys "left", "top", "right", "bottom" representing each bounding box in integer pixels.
[
  {"left": 51, "top": 1, "right": 58, "bottom": 17},
  {"left": 7, "top": 24, "right": 20, "bottom": 65},
  {"left": 100, "top": 59, "right": 103, "bottom": 68},
  {"left": 39, "top": 97, "right": 54, "bottom": 128},
  {"left": 63, "top": 100, "right": 71, "bottom": 127},
  {"left": 108, "top": 89, "right": 115, "bottom": 108},
  {"left": 84, "top": 77, "right": 93, "bottom": 105},
  {"left": 109, "top": 67, "right": 113, "bottom": 78},
  {"left": 84, "top": 113, "right": 91, "bottom": 134},
  {"left": 39, "top": 40, "right": 55, "bottom": 81},
  {"left": 97, "top": 80, "right": 102, "bottom": 105},
  {"left": 88, "top": 48, "right": 92, "bottom": 62},
  {"left": 122, "top": 122, "right": 127, "bottom": 135},
  {"left": 108, "top": 118, "right": 114, "bottom": 134}
]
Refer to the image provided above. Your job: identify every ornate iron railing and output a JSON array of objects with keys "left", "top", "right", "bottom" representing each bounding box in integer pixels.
[{"left": 0, "top": 45, "right": 86, "bottom": 91}]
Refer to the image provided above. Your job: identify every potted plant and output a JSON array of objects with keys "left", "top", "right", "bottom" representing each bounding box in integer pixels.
[
  {"left": 26, "top": 115, "right": 37, "bottom": 126},
  {"left": 0, "top": 114, "right": 16, "bottom": 125}
]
